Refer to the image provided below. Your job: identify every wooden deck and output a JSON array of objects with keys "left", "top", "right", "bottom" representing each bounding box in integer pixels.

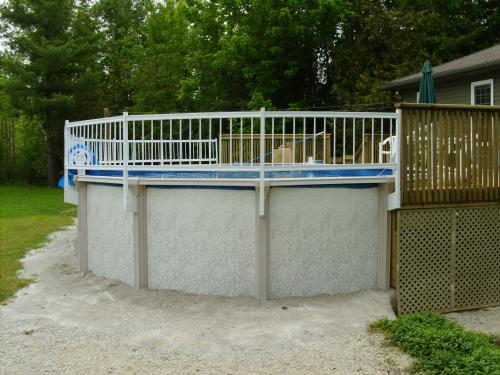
[
  {"left": 398, "top": 103, "right": 500, "bottom": 207},
  {"left": 219, "top": 133, "right": 331, "bottom": 164}
]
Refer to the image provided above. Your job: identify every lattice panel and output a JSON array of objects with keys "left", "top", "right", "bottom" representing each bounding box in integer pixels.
[
  {"left": 455, "top": 207, "right": 500, "bottom": 309},
  {"left": 397, "top": 209, "right": 453, "bottom": 314},
  {"left": 397, "top": 206, "right": 500, "bottom": 314}
]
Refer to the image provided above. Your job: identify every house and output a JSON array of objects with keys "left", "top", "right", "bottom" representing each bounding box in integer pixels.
[{"left": 381, "top": 44, "right": 500, "bottom": 105}]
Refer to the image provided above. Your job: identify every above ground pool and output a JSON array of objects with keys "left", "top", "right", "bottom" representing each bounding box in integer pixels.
[{"left": 65, "top": 110, "right": 400, "bottom": 300}]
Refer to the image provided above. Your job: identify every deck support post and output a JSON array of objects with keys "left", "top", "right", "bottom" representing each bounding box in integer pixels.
[
  {"left": 131, "top": 182, "right": 148, "bottom": 289},
  {"left": 75, "top": 180, "right": 88, "bottom": 273},
  {"left": 255, "top": 182, "right": 270, "bottom": 302},
  {"left": 377, "top": 183, "right": 391, "bottom": 290}
]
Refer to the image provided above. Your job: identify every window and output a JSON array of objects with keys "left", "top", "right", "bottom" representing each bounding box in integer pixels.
[{"left": 471, "top": 79, "right": 494, "bottom": 105}]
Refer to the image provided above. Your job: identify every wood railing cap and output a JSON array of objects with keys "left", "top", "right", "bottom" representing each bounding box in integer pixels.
[{"left": 396, "top": 102, "right": 500, "bottom": 111}]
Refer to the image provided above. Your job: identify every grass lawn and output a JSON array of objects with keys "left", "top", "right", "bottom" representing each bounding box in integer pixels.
[{"left": 0, "top": 185, "right": 76, "bottom": 303}]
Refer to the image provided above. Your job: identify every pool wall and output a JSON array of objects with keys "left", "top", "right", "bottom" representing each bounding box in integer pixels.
[
  {"left": 76, "top": 181, "right": 391, "bottom": 299},
  {"left": 269, "top": 187, "right": 379, "bottom": 296},
  {"left": 147, "top": 188, "right": 256, "bottom": 296},
  {"left": 87, "top": 184, "right": 135, "bottom": 286}
]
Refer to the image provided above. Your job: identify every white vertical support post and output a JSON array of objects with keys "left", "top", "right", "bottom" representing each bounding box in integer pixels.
[
  {"left": 240, "top": 117, "right": 243, "bottom": 165},
  {"left": 313, "top": 117, "right": 316, "bottom": 162},
  {"left": 229, "top": 118, "right": 233, "bottom": 164},
  {"left": 333, "top": 117, "right": 336, "bottom": 164},
  {"left": 160, "top": 120, "right": 164, "bottom": 165},
  {"left": 303, "top": 117, "right": 306, "bottom": 163},
  {"left": 282, "top": 117, "right": 285, "bottom": 165},
  {"left": 389, "top": 109, "right": 402, "bottom": 210},
  {"left": 209, "top": 118, "right": 212, "bottom": 164},
  {"left": 63, "top": 120, "right": 70, "bottom": 200},
  {"left": 352, "top": 118, "right": 356, "bottom": 164},
  {"left": 218, "top": 119, "right": 222, "bottom": 164},
  {"left": 362, "top": 118, "right": 365, "bottom": 163},
  {"left": 122, "top": 112, "right": 129, "bottom": 211},
  {"left": 250, "top": 118, "right": 254, "bottom": 166},
  {"left": 259, "top": 107, "right": 266, "bottom": 217},
  {"left": 271, "top": 118, "right": 274, "bottom": 165},
  {"left": 64, "top": 120, "right": 69, "bottom": 168}
]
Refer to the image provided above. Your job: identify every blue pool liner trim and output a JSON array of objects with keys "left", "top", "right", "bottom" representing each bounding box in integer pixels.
[
  {"left": 85, "top": 168, "right": 393, "bottom": 179},
  {"left": 61, "top": 168, "right": 393, "bottom": 189}
]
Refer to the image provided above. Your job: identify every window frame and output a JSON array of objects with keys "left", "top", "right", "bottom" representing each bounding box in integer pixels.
[{"left": 470, "top": 79, "right": 494, "bottom": 105}]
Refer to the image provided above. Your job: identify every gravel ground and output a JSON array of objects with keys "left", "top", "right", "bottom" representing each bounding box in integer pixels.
[
  {"left": 1, "top": 225, "right": 413, "bottom": 374},
  {"left": 447, "top": 307, "right": 500, "bottom": 336}
]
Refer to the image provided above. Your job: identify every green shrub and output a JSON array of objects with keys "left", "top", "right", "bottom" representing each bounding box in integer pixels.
[{"left": 374, "top": 312, "right": 500, "bottom": 375}]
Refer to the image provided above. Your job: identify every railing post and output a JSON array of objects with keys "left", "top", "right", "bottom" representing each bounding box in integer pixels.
[
  {"left": 63, "top": 120, "right": 71, "bottom": 203},
  {"left": 259, "top": 107, "right": 266, "bottom": 216},
  {"left": 122, "top": 112, "right": 129, "bottom": 211},
  {"left": 64, "top": 120, "right": 69, "bottom": 186},
  {"left": 389, "top": 109, "right": 402, "bottom": 210}
]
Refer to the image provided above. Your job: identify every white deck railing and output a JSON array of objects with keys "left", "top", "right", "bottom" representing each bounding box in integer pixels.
[
  {"left": 65, "top": 109, "right": 399, "bottom": 168},
  {"left": 65, "top": 109, "right": 401, "bottom": 212}
]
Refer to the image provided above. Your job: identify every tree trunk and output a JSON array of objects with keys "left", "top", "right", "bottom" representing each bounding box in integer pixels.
[{"left": 46, "top": 135, "right": 56, "bottom": 187}]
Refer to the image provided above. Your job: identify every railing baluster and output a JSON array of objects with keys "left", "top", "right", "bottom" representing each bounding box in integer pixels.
[
  {"left": 188, "top": 119, "right": 192, "bottom": 165},
  {"left": 271, "top": 118, "right": 275, "bottom": 165},
  {"left": 371, "top": 118, "right": 375, "bottom": 163},
  {"left": 352, "top": 118, "right": 356, "bottom": 164},
  {"left": 169, "top": 120, "right": 172, "bottom": 165},
  {"left": 333, "top": 117, "right": 336, "bottom": 164},
  {"left": 362, "top": 118, "right": 365, "bottom": 164},
  {"left": 141, "top": 120, "right": 144, "bottom": 166},
  {"left": 229, "top": 118, "right": 233, "bottom": 164},
  {"left": 323, "top": 117, "right": 326, "bottom": 164},
  {"left": 160, "top": 120, "right": 163, "bottom": 165},
  {"left": 343, "top": 118, "right": 346, "bottom": 164},
  {"left": 209, "top": 118, "right": 212, "bottom": 165},
  {"left": 179, "top": 120, "right": 182, "bottom": 164},
  {"left": 250, "top": 118, "right": 254, "bottom": 166},
  {"left": 313, "top": 117, "right": 316, "bottom": 163},
  {"left": 282, "top": 117, "right": 285, "bottom": 165},
  {"left": 303, "top": 117, "right": 306, "bottom": 163},
  {"left": 240, "top": 117, "right": 243, "bottom": 165},
  {"left": 150, "top": 120, "right": 153, "bottom": 165},
  {"left": 199, "top": 119, "right": 202, "bottom": 165}
]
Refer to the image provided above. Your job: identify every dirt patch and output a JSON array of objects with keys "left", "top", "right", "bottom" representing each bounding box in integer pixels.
[{"left": 0, "top": 226, "right": 414, "bottom": 374}]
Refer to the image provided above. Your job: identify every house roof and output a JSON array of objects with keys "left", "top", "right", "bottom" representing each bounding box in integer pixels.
[{"left": 381, "top": 44, "right": 500, "bottom": 90}]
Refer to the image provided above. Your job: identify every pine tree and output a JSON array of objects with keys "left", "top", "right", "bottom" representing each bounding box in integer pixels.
[{"left": 1, "top": 0, "right": 101, "bottom": 186}]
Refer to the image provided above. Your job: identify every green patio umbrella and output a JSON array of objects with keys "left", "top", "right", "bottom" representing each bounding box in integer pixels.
[{"left": 418, "top": 60, "right": 437, "bottom": 103}]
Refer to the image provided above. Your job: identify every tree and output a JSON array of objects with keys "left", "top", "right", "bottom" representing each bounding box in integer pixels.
[
  {"left": 331, "top": 0, "right": 500, "bottom": 109},
  {"left": 178, "top": 0, "right": 349, "bottom": 111},
  {"left": 131, "top": 0, "right": 190, "bottom": 113},
  {"left": 94, "top": 0, "right": 149, "bottom": 114},
  {"left": 1, "top": 0, "right": 102, "bottom": 186}
]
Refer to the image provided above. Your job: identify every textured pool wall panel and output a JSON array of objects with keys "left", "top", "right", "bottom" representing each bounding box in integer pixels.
[
  {"left": 147, "top": 188, "right": 256, "bottom": 296},
  {"left": 82, "top": 182, "right": 386, "bottom": 297},
  {"left": 86, "top": 184, "right": 135, "bottom": 286},
  {"left": 269, "top": 187, "right": 380, "bottom": 297}
]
